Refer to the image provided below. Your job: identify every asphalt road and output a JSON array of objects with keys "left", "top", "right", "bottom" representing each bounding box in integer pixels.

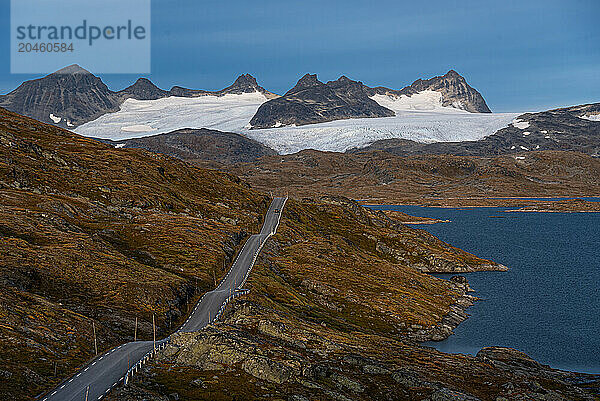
[{"left": 41, "top": 197, "right": 286, "bottom": 401}]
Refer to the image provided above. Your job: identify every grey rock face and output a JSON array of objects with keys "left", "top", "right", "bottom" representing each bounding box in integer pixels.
[
  {"left": 367, "top": 70, "right": 490, "bottom": 113},
  {"left": 0, "top": 64, "right": 121, "bottom": 127},
  {"left": 405, "top": 70, "right": 491, "bottom": 113},
  {"left": 249, "top": 74, "right": 394, "bottom": 128}
]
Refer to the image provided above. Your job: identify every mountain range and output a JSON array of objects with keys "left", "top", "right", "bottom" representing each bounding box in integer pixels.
[
  {"left": 0, "top": 65, "right": 490, "bottom": 130},
  {"left": 0, "top": 65, "right": 275, "bottom": 128},
  {"left": 1, "top": 64, "right": 598, "bottom": 162}
]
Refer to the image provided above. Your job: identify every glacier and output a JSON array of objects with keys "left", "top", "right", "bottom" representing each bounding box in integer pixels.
[{"left": 75, "top": 91, "right": 520, "bottom": 155}]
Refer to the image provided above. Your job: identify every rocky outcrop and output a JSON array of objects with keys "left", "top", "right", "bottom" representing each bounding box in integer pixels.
[
  {"left": 111, "top": 299, "right": 600, "bottom": 401},
  {"left": 409, "top": 276, "right": 476, "bottom": 341},
  {"left": 164, "top": 328, "right": 301, "bottom": 384},
  {"left": 106, "top": 128, "right": 277, "bottom": 165},
  {"left": 249, "top": 74, "right": 395, "bottom": 128}
]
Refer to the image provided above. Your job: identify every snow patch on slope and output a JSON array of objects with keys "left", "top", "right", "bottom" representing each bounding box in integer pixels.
[
  {"left": 371, "top": 90, "right": 468, "bottom": 113},
  {"left": 512, "top": 119, "right": 530, "bottom": 129},
  {"left": 580, "top": 114, "right": 600, "bottom": 122}
]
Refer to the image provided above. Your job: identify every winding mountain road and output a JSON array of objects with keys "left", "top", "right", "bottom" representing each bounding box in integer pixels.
[{"left": 41, "top": 197, "right": 287, "bottom": 401}]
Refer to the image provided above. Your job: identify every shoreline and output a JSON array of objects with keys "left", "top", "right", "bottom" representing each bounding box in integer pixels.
[
  {"left": 407, "top": 275, "right": 477, "bottom": 343},
  {"left": 362, "top": 196, "right": 600, "bottom": 213}
]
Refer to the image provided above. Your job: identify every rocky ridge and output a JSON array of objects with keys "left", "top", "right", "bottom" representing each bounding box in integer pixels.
[
  {"left": 249, "top": 74, "right": 395, "bottom": 129},
  {"left": 250, "top": 70, "right": 490, "bottom": 128}
]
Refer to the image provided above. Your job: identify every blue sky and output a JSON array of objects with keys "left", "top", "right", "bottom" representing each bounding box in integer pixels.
[{"left": 1, "top": 0, "right": 598, "bottom": 112}]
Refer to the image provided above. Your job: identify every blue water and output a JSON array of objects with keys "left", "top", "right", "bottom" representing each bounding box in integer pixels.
[{"left": 368, "top": 205, "right": 600, "bottom": 374}]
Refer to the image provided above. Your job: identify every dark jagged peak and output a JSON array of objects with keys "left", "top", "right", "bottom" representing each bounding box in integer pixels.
[
  {"left": 219, "top": 73, "right": 275, "bottom": 97},
  {"left": 232, "top": 73, "right": 259, "bottom": 88},
  {"left": 0, "top": 64, "right": 120, "bottom": 127},
  {"left": 332, "top": 75, "right": 354, "bottom": 84},
  {"left": 413, "top": 70, "right": 468, "bottom": 88},
  {"left": 286, "top": 73, "right": 324, "bottom": 95},
  {"left": 119, "top": 77, "right": 169, "bottom": 100},
  {"left": 326, "top": 75, "right": 368, "bottom": 91}
]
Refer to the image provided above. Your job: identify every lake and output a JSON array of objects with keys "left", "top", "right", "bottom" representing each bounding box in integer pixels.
[{"left": 367, "top": 205, "right": 600, "bottom": 374}]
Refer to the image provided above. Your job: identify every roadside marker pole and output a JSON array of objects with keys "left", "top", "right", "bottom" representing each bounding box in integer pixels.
[
  {"left": 152, "top": 314, "right": 156, "bottom": 352},
  {"left": 85, "top": 385, "right": 89, "bottom": 401},
  {"left": 134, "top": 317, "right": 137, "bottom": 342},
  {"left": 92, "top": 322, "right": 98, "bottom": 355}
]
